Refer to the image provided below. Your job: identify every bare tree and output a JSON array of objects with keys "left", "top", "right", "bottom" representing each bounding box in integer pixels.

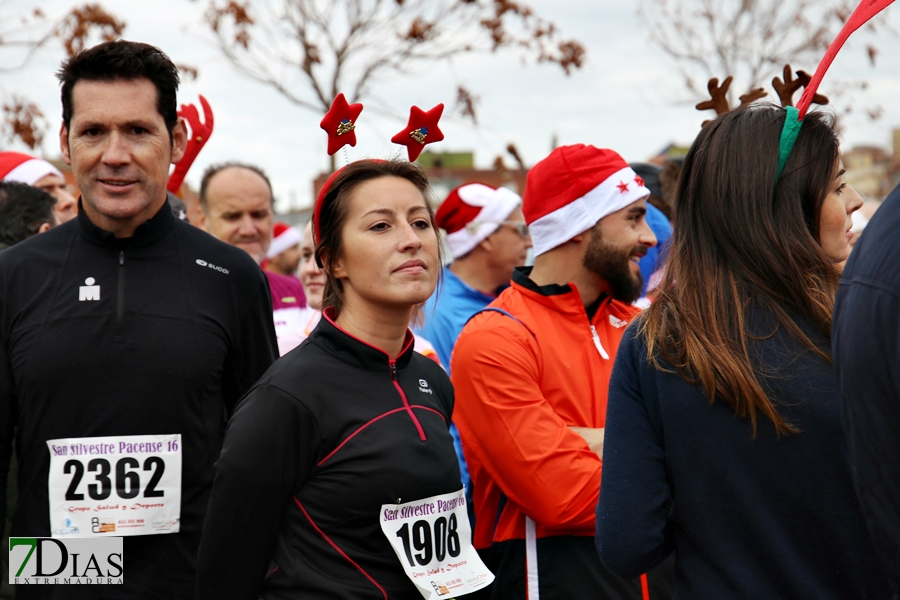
[
  {"left": 638, "top": 0, "right": 890, "bottom": 110},
  {"left": 0, "top": 3, "right": 125, "bottom": 149},
  {"left": 203, "top": 0, "right": 585, "bottom": 122}
]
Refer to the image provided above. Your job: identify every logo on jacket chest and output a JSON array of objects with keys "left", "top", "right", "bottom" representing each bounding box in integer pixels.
[
  {"left": 78, "top": 277, "right": 100, "bottom": 301},
  {"left": 418, "top": 379, "right": 433, "bottom": 395}
]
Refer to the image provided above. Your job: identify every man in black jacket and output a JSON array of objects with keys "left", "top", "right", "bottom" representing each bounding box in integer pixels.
[{"left": 0, "top": 40, "right": 278, "bottom": 599}]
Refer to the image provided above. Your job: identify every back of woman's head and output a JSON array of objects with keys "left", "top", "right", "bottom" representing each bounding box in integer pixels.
[
  {"left": 314, "top": 159, "right": 439, "bottom": 314},
  {"left": 644, "top": 104, "right": 841, "bottom": 435}
]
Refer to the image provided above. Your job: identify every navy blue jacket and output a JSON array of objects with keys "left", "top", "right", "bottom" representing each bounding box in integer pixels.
[
  {"left": 834, "top": 182, "right": 900, "bottom": 596},
  {"left": 597, "top": 314, "right": 891, "bottom": 599}
]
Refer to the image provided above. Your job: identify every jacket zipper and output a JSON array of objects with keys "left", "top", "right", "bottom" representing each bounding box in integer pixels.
[
  {"left": 390, "top": 360, "right": 426, "bottom": 441},
  {"left": 590, "top": 325, "right": 609, "bottom": 360},
  {"left": 117, "top": 251, "right": 125, "bottom": 327}
]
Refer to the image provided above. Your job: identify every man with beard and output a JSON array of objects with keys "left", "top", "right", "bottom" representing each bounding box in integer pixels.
[{"left": 451, "top": 145, "right": 669, "bottom": 599}]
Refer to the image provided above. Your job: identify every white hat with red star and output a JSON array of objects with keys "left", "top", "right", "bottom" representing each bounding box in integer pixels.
[
  {"left": 522, "top": 144, "right": 649, "bottom": 256},
  {"left": 0, "top": 151, "right": 63, "bottom": 186}
]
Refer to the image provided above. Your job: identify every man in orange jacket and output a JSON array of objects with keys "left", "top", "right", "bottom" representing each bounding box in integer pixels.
[{"left": 451, "top": 144, "right": 672, "bottom": 599}]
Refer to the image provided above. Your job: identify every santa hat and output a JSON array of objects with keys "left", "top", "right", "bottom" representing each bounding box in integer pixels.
[
  {"left": 0, "top": 151, "right": 63, "bottom": 186},
  {"left": 435, "top": 183, "right": 522, "bottom": 259},
  {"left": 267, "top": 222, "right": 303, "bottom": 259},
  {"left": 523, "top": 144, "right": 650, "bottom": 256}
]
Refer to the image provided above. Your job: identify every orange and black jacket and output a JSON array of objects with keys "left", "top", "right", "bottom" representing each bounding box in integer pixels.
[
  {"left": 196, "top": 309, "right": 462, "bottom": 599},
  {"left": 451, "top": 268, "right": 652, "bottom": 599}
]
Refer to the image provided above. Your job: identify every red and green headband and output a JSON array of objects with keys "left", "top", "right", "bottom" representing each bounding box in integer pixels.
[{"left": 777, "top": 0, "right": 895, "bottom": 180}]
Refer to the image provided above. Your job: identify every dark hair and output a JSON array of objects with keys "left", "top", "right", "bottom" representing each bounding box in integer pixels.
[
  {"left": 315, "top": 160, "right": 441, "bottom": 315},
  {"left": 0, "top": 182, "right": 57, "bottom": 248},
  {"left": 57, "top": 40, "right": 180, "bottom": 139},
  {"left": 641, "top": 104, "right": 841, "bottom": 436},
  {"left": 199, "top": 162, "right": 274, "bottom": 210}
]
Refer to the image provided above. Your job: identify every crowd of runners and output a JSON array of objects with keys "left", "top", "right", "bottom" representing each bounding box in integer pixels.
[{"left": 0, "top": 32, "right": 898, "bottom": 600}]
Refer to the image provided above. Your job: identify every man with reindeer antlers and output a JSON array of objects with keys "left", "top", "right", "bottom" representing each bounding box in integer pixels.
[{"left": 0, "top": 40, "right": 277, "bottom": 599}]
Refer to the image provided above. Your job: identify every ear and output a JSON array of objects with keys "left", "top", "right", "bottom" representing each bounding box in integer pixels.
[
  {"left": 195, "top": 209, "right": 208, "bottom": 232},
  {"left": 329, "top": 252, "right": 347, "bottom": 280},
  {"left": 478, "top": 235, "right": 494, "bottom": 253},
  {"left": 59, "top": 123, "right": 71, "bottom": 165},
  {"left": 170, "top": 117, "right": 188, "bottom": 164},
  {"left": 38, "top": 222, "right": 53, "bottom": 234}
]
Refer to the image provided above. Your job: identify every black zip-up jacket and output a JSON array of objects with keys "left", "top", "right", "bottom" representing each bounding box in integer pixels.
[
  {"left": 195, "top": 310, "right": 462, "bottom": 599},
  {"left": 0, "top": 202, "right": 278, "bottom": 599}
]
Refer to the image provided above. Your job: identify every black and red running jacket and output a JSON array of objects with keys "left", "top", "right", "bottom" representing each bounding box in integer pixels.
[{"left": 195, "top": 309, "right": 463, "bottom": 599}]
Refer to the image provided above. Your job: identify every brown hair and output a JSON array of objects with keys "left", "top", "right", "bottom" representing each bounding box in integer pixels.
[
  {"left": 314, "top": 159, "right": 441, "bottom": 315},
  {"left": 641, "top": 104, "right": 841, "bottom": 436}
]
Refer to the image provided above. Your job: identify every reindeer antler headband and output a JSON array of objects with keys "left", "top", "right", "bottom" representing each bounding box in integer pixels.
[
  {"left": 777, "top": 0, "right": 894, "bottom": 179},
  {"left": 167, "top": 95, "right": 214, "bottom": 194}
]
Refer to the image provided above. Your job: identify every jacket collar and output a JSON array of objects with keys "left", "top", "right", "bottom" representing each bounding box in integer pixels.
[
  {"left": 511, "top": 266, "right": 610, "bottom": 320},
  {"left": 77, "top": 197, "right": 175, "bottom": 250},
  {"left": 310, "top": 307, "right": 416, "bottom": 372}
]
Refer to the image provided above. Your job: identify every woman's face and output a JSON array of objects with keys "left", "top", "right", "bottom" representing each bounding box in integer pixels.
[
  {"left": 299, "top": 220, "right": 325, "bottom": 311},
  {"left": 819, "top": 160, "right": 863, "bottom": 262},
  {"left": 331, "top": 176, "right": 439, "bottom": 312}
]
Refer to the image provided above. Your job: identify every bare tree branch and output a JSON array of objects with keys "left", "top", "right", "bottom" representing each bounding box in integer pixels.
[{"left": 202, "top": 0, "right": 585, "bottom": 116}]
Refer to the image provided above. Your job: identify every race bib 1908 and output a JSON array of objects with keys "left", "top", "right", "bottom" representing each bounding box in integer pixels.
[
  {"left": 46, "top": 434, "right": 182, "bottom": 537},
  {"left": 380, "top": 488, "right": 493, "bottom": 599}
]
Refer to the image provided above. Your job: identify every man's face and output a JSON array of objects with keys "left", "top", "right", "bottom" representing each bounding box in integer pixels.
[
  {"left": 60, "top": 78, "right": 185, "bottom": 233},
  {"left": 202, "top": 167, "right": 273, "bottom": 264},
  {"left": 271, "top": 243, "right": 302, "bottom": 275},
  {"left": 33, "top": 173, "right": 77, "bottom": 224},
  {"left": 583, "top": 198, "right": 657, "bottom": 303},
  {"left": 484, "top": 206, "right": 532, "bottom": 278}
]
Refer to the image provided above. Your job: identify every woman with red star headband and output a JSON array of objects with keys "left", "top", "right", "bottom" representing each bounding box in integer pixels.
[{"left": 196, "top": 159, "right": 494, "bottom": 599}]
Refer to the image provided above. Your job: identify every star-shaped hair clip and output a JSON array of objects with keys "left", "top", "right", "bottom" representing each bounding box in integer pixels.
[
  {"left": 320, "top": 93, "right": 364, "bottom": 156},
  {"left": 391, "top": 104, "right": 445, "bottom": 162}
]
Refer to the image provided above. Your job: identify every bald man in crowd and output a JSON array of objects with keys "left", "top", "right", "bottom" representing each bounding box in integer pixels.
[{"left": 198, "top": 163, "right": 308, "bottom": 355}]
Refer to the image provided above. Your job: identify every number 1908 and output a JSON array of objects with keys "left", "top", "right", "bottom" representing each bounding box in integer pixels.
[{"left": 396, "top": 514, "right": 461, "bottom": 567}]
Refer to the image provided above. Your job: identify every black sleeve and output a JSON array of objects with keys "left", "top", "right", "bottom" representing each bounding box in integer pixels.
[
  {"left": 195, "top": 384, "right": 320, "bottom": 599},
  {"left": 0, "top": 278, "right": 14, "bottom": 532},
  {"left": 833, "top": 281, "right": 900, "bottom": 594},
  {"left": 223, "top": 271, "right": 278, "bottom": 414}
]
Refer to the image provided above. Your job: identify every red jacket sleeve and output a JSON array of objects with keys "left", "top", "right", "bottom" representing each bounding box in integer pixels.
[{"left": 450, "top": 315, "right": 601, "bottom": 530}]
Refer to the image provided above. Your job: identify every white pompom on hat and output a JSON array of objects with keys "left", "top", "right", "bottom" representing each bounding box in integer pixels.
[
  {"left": 0, "top": 151, "right": 63, "bottom": 186},
  {"left": 435, "top": 183, "right": 522, "bottom": 260},
  {"left": 523, "top": 144, "right": 650, "bottom": 257},
  {"left": 267, "top": 222, "right": 303, "bottom": 259}
]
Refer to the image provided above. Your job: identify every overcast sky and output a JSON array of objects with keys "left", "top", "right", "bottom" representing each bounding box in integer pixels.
[{"left": 4, "top": 0, "right": 900, "bottom": 212}]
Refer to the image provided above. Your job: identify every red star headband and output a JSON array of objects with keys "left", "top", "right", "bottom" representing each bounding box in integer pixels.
[
  {"left": 778, "top": 0, "right": 894, "bottom": 179},
  {"left": 167, "top": 95, "right": 214, "bottom": 194},
  {"left": 314, "top": 95, "right": 446, "bottom": 248},
  {"left": 319, "top": 94, "right": 445, "bottom": 161}
]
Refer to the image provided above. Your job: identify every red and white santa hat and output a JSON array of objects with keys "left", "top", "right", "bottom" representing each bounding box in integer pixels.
[
  {"left": 0, "top": 151, "right": 63, "bottom": 186},
  {"left": 523, "top": 144, "right": 650, "bottom": 257},
  {"left": 435, "top": 183, "right": 522, "bottom": 259},
  {"left": 267, "top": 222, "right": 303, "bottom": 259}
]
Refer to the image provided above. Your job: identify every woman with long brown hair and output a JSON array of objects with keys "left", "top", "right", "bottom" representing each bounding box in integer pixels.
[
  {"left": 195, "top": 160, "right": 489, "bottom": 599},
  {"left": 595, "top": 105, "right": 891, "bottom": 597}
]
